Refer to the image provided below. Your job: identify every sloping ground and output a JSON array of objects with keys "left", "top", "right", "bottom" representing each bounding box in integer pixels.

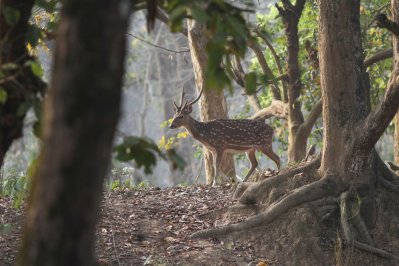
[{"left": 1, "top": 181, "right": 399, "bottom": 265}]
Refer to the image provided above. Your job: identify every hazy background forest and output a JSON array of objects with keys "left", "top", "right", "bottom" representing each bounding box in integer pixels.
[
  {"left": 2, "top": 0, "right": 399, "bottom": 265},
  {"left": 0, "top": 0, "right": 395, "bottom": 196}
]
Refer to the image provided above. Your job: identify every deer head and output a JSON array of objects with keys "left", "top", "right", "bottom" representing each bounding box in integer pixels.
[{"left": 170, "top": 87, "right": 203, "bottom": 129}]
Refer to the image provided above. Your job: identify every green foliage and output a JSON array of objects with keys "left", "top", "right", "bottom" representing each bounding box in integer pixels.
[
  {"left": 163, "top": 0, "right": 253, "bottom": 90},
  {"left": 250, "top": 0, "right": 393, "bottom": 152},
  {"left": 114, "top": 135, "right": 186, "bottom": 174},
  {"left": 25, "top": 59, "right": 44, "bottom": 78},
  {"left": 35, "top": 0, "right": 58, "bottom": 13},
  {"left": 0, "top": 157, "right": 38, "bottom": 208},
  {"left": 360, "top": 1, "right": 392, "bottom": 107},
  {"left": 1, "top": 170, "right": 28, "bottom": 209},
  {"left": 244, "top": 71, "right": 257, "bottom": 94},
  {"left": 0, "top": 88, "right": 7, "bottom": 104},
  {"left": 193, "top": 143, "right": 203, "bottom": 160},
  {"left": 108, "top": 179, "right": 135, "bottom": 190},
  {"left": 114, "top": 136, "right": 162, "bottom": 174}
]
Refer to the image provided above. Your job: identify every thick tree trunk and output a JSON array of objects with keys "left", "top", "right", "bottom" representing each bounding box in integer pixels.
[
  {"left": 187, "top": 19, "right": 236, "bottom": 184},
  {"left": 319, "top": 0, "right": 370, "bottom": 178},
  {"left": 18, "top": 1, "right": 130, "bottom": 265},
  {"left": 0, "top": 0, "right": 44, "bottom": 167}
]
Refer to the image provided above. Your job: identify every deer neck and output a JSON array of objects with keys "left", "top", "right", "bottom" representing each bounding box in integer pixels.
[{"left": 184, "top": 116, "right": 205, "bottom": 140}]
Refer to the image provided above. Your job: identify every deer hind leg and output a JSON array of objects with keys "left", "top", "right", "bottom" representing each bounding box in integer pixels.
[
  {"left": 261, "top": 144, "right": 281, "bottom": 170},
  {"left": 243, "top": 149, "right": 258, "bottom": 182}
]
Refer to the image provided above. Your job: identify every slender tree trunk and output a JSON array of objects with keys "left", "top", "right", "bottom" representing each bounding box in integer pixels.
[
  {"left": 0, "top": 0, "right": 44, "bottom": 167},
  {"left": 276, "top": 1, "right": 312, "bottom": 164},
  {"left": 394, "top": 3, "right": 399, "bottom": 166},
  {"left": 18, "top": 1, "right": 130, "bottom": 265},
  {"left": 187, "top": 19, "right": 236, "bottom": 184}
]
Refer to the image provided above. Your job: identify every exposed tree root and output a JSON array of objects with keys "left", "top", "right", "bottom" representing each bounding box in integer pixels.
[
  {"left": 377, "top": 155, "right": 399, "bottom": 182},
  {"left": 377, "top": 175, "right": 399, "bottom": 194},
  {"left": 340, "top": 191, "right": 399, "bottom": 261},
  {"left": 352, "top": 209, "right": 374, "bottom": 246},
  {"left": 198, "top": 204, "right": 262, "bottom": 220},
  {"left": 238, "top": 155, "right": 321, "bottom": 204},
  {"left": 190, "top": 178, "right": 334, "bottom": 239}
]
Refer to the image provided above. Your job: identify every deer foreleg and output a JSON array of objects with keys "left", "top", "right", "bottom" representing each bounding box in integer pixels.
[{"left": 211, "top": 150, "right": 223, "bottom": 186}]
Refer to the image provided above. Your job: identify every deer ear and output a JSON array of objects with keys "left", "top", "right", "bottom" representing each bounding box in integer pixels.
[
  {"left": 184, "top": 105, "right": 192, "bottom": 114},
  {"left": 173, "top": 106, "right": 177, "bottom": 112}
]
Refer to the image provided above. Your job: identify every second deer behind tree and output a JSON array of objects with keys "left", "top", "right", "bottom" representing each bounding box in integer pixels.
[{"left": 169, "top": 88, "right": 281, "bottom": 184}]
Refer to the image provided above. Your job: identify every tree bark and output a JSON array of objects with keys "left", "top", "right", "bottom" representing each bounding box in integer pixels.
[
  {"left": 319, "top": 0, "right": 371, "bottom": 177},
  {"left": 393, "top": 4, "right": 399, "bottom": 169},
  {"left": 187, "top": 19, "right": 236, "bottom": 185},
  {"left": 395, "top": 113, "right": 399, "bottom": 165},
  {"left": 276, "top": 0, "right": 312, "bottom": 164},
  {"left": 0, "top": 0, "right": 45, "bottom": 167},
  {"left": 18, "top": 1, "right": 130, "bottom": 265}
]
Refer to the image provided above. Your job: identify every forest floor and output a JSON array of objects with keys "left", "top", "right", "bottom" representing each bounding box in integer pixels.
[{"left": 1, "top": 180, "right": 398, "bottom": 266}]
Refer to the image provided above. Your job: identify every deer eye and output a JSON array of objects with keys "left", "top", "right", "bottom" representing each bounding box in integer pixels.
[{"left": 178, "top": 115, "right": 184, "bottom": 119}]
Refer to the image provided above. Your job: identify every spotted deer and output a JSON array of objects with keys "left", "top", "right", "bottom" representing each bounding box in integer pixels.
[{"left": 169, "top": 88, "right": 281, "bottom": 183}]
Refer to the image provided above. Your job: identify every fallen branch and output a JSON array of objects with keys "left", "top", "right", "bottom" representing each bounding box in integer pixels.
[
  {"left": 190, "top": 178, "right": 333, "bottom": 239},
  {"left": 249, "top": 100, "right": 289, "bottom": 121}
]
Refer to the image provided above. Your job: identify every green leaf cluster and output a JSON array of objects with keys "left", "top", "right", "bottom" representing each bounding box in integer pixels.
[
  {"left": 163, "top": 0, "right": 253, "bottom": 90},
  {"left": 114, "top": 136, "right": 186, "bottom": 174},
  {"left": 114, "top": 136, "right": 162, "bottom": 174}
]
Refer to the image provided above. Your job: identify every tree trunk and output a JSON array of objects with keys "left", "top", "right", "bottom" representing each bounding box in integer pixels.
[
  {"left": 277, "top": 0, "right": 317, "bottom": 164},
  {"left": 319, "top": 0, "right": 371, "bottom": 178},
  {"left": 0, "top": 0, "right": 44, "bottom": 167},
  {"left": 18, "top": 1, "right": 130, "bottom": 265},
  {"left": 393, "top": 1, "right": 399, "bottom": 167},
  {"left": 187, "top": 19, "right": 236, "bottom": 185},
  {"left": 395, "top": 113, "right": 399, "bottom": 165}
]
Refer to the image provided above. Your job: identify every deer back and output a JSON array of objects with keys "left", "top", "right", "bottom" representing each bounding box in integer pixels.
[{"left": 195, "top": 119, "right": 274, "bottom": 149}]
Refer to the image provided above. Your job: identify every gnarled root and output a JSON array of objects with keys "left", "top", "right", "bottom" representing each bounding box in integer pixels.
[
  {"left": 378, "top": 176, "right": 399, "bottom": 194},
  {"left": 190, "top": 178, "right": 334, "bottom": 239},
  {"left": 198, "top": 203, "right": 262, "bottom": 220},
  {"left": 376, "top": 154, "right": 399, "bottom": 194},
  {"left": 238, "top": 155, "right": 321, "bottom": 204},
  {"left": 340, "top": 191, "right": 399, "bottom": 261}
]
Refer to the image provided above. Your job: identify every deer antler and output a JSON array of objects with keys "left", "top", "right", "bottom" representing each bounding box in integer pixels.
[
  {"left": 187, "top": 88, "right": 203, "bottom": 107},
  {"left": 173, "top": 87, "right": 187, "bottom": 111},
  {"left": 173, "top": 87, "right": 203, "bottom": 112},
  {"left": 179, "top": 87, "right": 186, "bottom": 108}
]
